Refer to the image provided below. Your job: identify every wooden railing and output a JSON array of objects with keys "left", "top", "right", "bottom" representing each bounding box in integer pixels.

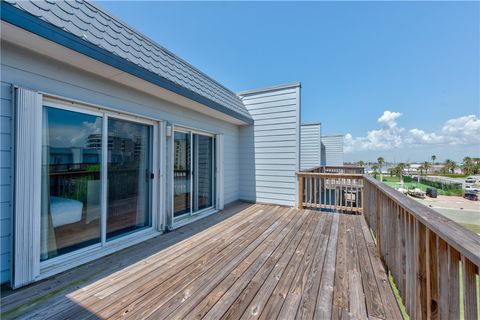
[
  {"left": 297, "top": 172, "right": 364, "bottom": 213},
  {"left": 363, "top": 174, "right": 480, "bottom": 320},
  {"left": 303, "top": 165, "right": 365, "bottom": 174}
]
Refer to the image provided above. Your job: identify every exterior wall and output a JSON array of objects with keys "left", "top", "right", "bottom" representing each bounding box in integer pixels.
[
  {"left": 0, "top": 81, "right": 12, "bottom": 283},
  {"left": 321, "top": 135, "right": 344, "bottom": 166},
  {"left": 300, "top": 123, "right": 321, "bottom": 171},
  {"left": 239, "top": 84, "right": 301, "bottom": 207},
  {"left": 0, "top": 41, "right": 242, "bottom": 284}
]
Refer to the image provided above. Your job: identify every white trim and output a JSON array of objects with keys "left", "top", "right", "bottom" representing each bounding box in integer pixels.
[
  {"left": 173, "top": 123, "right": 217, "bottom": 137},
  {"left": 38, "top": 229, "right": 160, "bottom": 280},
  {"left": 35, "top": 96, "right": 162, "bottom": 282},
  {"left": 100, "top": 115, "right": 108, "bottom": 245},
  {"left": 43, "top": 95, "right": 160, "bottom": 124},
  {"left": 12, "top": 87, "right": 43, "bottom": 288},
  {"left": 170, "top": 126, "right": 218, "bottom": 227},
  {"left": 215, "top": 134, "right": 224, "bottom": 210},
  {"left": 169, "top": 208, "right": 218, "bottom": 230}
]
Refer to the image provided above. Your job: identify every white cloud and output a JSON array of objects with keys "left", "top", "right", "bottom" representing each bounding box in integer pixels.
[{"left": 345, "top": 111, "right": 480, "bottom": 153}]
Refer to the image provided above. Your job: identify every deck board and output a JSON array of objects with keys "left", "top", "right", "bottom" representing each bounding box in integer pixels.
[{"left": 1, "top": 203, "right": 402, "bottom": 320}]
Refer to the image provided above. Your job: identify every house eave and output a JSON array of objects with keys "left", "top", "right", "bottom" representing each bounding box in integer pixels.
[{"left": 0, "top": 2, "right": 253, "bottom": 125}]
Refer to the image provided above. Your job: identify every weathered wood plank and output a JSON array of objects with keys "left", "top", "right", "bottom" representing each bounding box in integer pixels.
[
  {"left": 462, "top": 256, "right": 478, "bottom": 320},
  {"left": 315, "top": 213, "right": 340, "bottom": 319},
  {"left": 294, "top": 217, "right": 333, "bottom": 320},
  {"left": 3, "top": 205, "right": 403, "bottom": 320}
]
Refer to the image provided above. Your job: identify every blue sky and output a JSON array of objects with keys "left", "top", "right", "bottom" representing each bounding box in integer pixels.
[{"left": 98, "top": 1, "right": 479, "bottom": 163}]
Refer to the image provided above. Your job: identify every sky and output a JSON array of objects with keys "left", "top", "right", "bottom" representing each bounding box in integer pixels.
[{"left": 98, "top": 1, "right": 480, "bottom": 163}]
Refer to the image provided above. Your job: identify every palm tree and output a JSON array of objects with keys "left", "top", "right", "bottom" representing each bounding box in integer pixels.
[
  {"left": 444, "top": 159, "right": 456, "bottom": 174},
  {"left": 418, "top": 164, "right": 425, "bottom": 175},
  {"left": 422, "top": 161, "right": 431, "bottom": 175},
  {"left": 377, "top": 157, "right": 385, "bottom": 181},
  {"left": 463, "top": 157, "right": 473, "bottom": 175},
  {"left": 371, "top": 164, "right": 380, "bottom": 179},
  {"left": 357, "top": 160, "right": 365, "bottom": 167},
  {"left": 397, "top": 163, "right": 406, "bottom": 182}
]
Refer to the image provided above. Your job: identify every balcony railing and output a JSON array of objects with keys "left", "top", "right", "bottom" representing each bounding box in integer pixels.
[
  {"left": 363, "top": 175, "right": 479, "bottom": 320},
  {"left": 302, "top": 165, "right": 365, "bottom": 174},
  {"left": 297, "top": 167, "right": 480, "bottom": 319},
  {"left": 296, "top": 172, "right": 364, "bottom": 213}
]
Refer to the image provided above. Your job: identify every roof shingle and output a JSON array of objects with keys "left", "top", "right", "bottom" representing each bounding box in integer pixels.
[{"left": 3, "top": 0, "right": 252, "bottom": 121}]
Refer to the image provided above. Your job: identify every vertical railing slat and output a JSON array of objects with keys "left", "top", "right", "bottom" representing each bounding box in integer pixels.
[{"left": 462, "top": 255, "right": 478, "bottom": 320}]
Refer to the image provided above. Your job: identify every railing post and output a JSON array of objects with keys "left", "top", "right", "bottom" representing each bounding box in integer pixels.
[{"left": 298, "top": 174, "right": 303, "bottom": 209}]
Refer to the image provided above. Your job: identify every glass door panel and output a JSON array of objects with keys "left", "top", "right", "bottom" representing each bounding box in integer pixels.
[
  {"left": 193, "top": 134, "right": 214, "bottom": 212},
  {"left": 106, "top": 118, "right": 151, "bottom": 240},
  {"left": 173, "top": 132, "right": 191, "bottom": 217},
  {"left": 41, "top": 106, "right": 102, "bottom": 261}
]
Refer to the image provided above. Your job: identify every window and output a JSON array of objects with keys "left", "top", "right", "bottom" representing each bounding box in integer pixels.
[
  {"left": 173, "top": 129, "right": 215, "bottom": 219},
  {"left": 40, "top": 103, "right": 156, "bottom": 261},
  {"left": 41, "top": 107, "right": 102, "bottom": 260}
]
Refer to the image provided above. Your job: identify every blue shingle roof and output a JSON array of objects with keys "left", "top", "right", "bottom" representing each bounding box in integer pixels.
[{"left": 2, "top": 0, "right": 252, "bottom": 123}]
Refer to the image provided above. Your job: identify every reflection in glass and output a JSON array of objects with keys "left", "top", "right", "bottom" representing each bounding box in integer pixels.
[
  {"left": 194, "top": 134, "right": 214, "bottom": 211},
  {"left": 173, "top": 132, "right": 191, "bottom": 217},
  {"left": 41, "top": 107, "right": 102, "bottom": 261},
  {"left": 107, "top": 118, "right": 151, "bottom": 240}
]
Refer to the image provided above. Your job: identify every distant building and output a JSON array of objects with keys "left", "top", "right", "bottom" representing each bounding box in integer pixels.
[
  {"left": 321, "top": 135, "right": 344, "bottom": 166},
  {"left": 300, "top": 123, "right": 321, "bottom": 170}
]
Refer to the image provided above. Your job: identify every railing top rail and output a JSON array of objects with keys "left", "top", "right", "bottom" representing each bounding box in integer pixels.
[
  {"left": 297, "top": 172, "right": 364, "bottom": 179},
  {"left": 363, "top": 174, "right": 480, "bottom": 267}
]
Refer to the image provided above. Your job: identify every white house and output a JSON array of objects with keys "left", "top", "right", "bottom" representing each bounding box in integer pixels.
[{"left": 0, "top": 1, "right": 307, "bottom": 288}]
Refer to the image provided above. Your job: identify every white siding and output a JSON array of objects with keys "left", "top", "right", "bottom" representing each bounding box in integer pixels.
[
  {"left": 0, "top": 41, "right": 242, "bottom": 284},
  {"left": 300, "top": 123, "right": 321, "bottom": 171},
  {"left": 0, "top": 82, "right": 12, "bottom": 284},
  {"left": 321, "top": 135, "right": 344, "bottom": 166},
  {"left": 239, "top": 84, "right": 301, "bottom": 207}
]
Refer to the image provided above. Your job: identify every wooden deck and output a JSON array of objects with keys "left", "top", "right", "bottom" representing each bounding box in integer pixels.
[{"left": 1, "top": 203, "right": 402, "bottom": 320}]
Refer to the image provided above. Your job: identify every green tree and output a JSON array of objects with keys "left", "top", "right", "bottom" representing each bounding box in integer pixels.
[
  {"left": 418, "top": 164, "right": 425, "bottom": 175},
  {"left": 443, "top": 159, "right": 456, "bottom": 174},
  {"left": 371, "top": 164, "right": 380, "bottom": 179},
  {"left": 357, "top": 160, "right": 365, "bottom": 167},
  {"left": 422, "top": 161, "right": 431, "bottom": 175},
  {"left": 377, "top": 157, "right": 385, "bottom": 181},
  {"left": 463, "top": 157, "right": 474, "bottom": 175}
]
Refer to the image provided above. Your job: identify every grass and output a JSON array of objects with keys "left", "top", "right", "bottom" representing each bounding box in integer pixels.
[
  {"left": 388, "top": 272, "right": 409, "bottom": 320},
  {"left": 378, "top": 176, "right": 463, "bottom": 196},
  {"left": 460, "top": 223, "right": 480, "bottom": 234}
]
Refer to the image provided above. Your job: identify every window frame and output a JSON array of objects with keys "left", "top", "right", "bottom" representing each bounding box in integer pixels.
[
  {"left": 171, "top": 125, "right": 218, "bottom": 227},
  {"left": 38, "top": 97, "right": 161, "bottom": 276}
]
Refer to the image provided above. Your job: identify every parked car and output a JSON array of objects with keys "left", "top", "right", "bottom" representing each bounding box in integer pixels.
[
  {"left": 426, "top": 187, "right": 437, "bottom": 198},
  {"left": 465, "top": 176, "right": 479, "bottom": 184},
  {"left": 464, "top": 190, "right": 479, "bottom": 201},
  {"left": 407, "top": 188, "right": 426, "bottom": 199}
]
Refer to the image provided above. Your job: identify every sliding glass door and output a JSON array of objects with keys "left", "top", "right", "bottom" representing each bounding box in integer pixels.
[
  {"left": 41, "top": 103, "right": 156, "bottom": 262},
  {"left": 41, "top": 107, "right": 102, "bottom": 260},
  {"left": 173, "top": 129, "right": 215, "bottom": 219},
  {"left": 173, "top": 132, "right": 191, "bottom": 217},
  {"left": 107, "top": 118, "right": 152, "bottom": 240}
]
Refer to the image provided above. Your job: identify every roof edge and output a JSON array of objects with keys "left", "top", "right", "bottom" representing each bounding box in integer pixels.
[
  {"left": 301, "top": 122, "right": 321, "bottom": 126},
  {"left": 1, "top": 2, "right": 253, "bottom": 125},
  {"left": 90, "top": 1, "right": 243, "bottom": 99},
  {"left": 237, "top": 82, "right": 301, "bottom": 97}
]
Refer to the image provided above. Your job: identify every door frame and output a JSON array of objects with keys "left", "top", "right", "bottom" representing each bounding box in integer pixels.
[
  {"left": 38, "top": 96, "right": 161, "bottom": 277},
  {"left": 171, "top": 125, "right": 217, "bottom": 226}
]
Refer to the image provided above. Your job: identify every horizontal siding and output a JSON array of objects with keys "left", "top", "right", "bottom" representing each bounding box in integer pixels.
[
  {"left": 0, "top": 81, "right": 12, "bottom": 284},
  {"left": 239, "top": 85, "right": 300, "bottom": 206},
  {"left": 321, "top": 135, "right": 344, "bottom": 166},
  {"left": 0, "top": 43, "right": 244, "bottom": 285},
  {"left": 300, "top": 124, "right": 321, "bottom": 170}
]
